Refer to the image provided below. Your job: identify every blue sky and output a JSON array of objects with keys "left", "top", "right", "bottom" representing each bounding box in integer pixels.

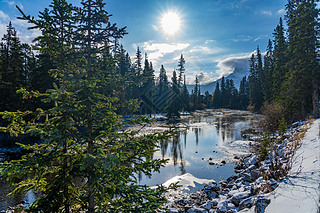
[{"left": 0, "top": 0, "right": 288, "bottom": 85}]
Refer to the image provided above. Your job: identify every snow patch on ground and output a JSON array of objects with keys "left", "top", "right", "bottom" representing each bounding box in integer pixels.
[
  {"left": 264, "top": 119, "right": 320, "bottom": 213},
  {"left": 162, "top": 173, "right": 214, "bottom": 190},
  {"left": 240, "top": 119, "right": 320, "bottom": 213}
]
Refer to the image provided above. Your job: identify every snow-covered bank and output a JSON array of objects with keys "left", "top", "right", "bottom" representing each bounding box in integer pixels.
[
  {"left": 164, "top": 119, "right": 320, "bottom": 213},
  {"left": 263, "top": 119, "right": 320, "bottom": 213}
]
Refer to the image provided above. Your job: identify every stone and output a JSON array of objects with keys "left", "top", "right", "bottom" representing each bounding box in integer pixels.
[
  {"left": 242, "top": 172, "right": 253, "bottom": 182},
  {"left": 211, "top": 199, "right": 219, "bottom": 206},
  {"left": 239, "top": 197, "right": 255, "bottom": 211},
  {"left": 216, "top": 200, "right": 228, "bottom": 213},
  {"left": 209, "top": 191, "right": 218, "bottom": 198},
  {"left": 254, "top": 197, "right": 270, "bottom": 213},
  {"left": 200, "top": 200, "right": 213, "bottom": 210},
  {"left": 250, "top": 169, "right": 262, "bottom": 181},
  {"left": 204, "top": 182, "right": 219, "bottom": 193},
  {"left": 245, "top": 155, "right": 257, "bottom": 166},
  {"left": 231, "top": 191, "right": 251, "bottom": 206},
  {"left": 169, "top": 208, "right": 179, "bottom": 213},
  {"left": 187, "top": 207, "right": 207, "bottom": 213}
]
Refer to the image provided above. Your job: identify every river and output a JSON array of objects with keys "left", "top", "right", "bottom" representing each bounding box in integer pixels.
[
  {"left": 0, "top": 109, "right": 262, "bottom": 211},
  {"left": 139, "top": 110, "right": 262, "bottom": 193}
]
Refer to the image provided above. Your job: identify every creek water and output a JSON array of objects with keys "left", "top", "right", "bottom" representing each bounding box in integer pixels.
[
  {"left": 0, "top": 110, "right": 262, "bottom": 211},
  {"left": 139, "top": 110, "right": 262, "bottom": 192}
]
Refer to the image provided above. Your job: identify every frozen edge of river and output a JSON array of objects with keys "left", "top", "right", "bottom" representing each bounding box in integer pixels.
[{"left": 164, "top": 118, "right": 320, "bottom": 213}]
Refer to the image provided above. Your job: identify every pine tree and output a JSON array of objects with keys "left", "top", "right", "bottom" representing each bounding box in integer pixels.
[
  {"left": 177, "top": 54, "right": 185, "bottom": 86},
  {"left": 212, "top": 82, "right": 221, "bottom": 108},
  {"left": 134, "top": 47, "right": 143, "bottom": 75},
  {"left": 166, "top": 70, "right": 180, "bottom": 121},
  {"left": 239, "top": 76, "right": 249, "bottom": 109},
  {"left": 181, "top": 75, "right": 190, "bottom": 112},
  {"left": 0, "top": 22, "right": 26, "bottom": 111},
  {"left": 1, "top": 1, "right": 173, "bottom": 212},
  {"left": 272, "top": 18, "right": 288, "bottom": 100},
  {"left": 263, "top": 40, "right": 274, "bottom": 103},
  {"left": 220, "top": 76, "right": 226, "bottom": 107},
  {"left": 282, "top": 0, "right": 319, "bottom": 119},
  {"left": 248, "top": 47, "right": 264, "bottom": 112}
]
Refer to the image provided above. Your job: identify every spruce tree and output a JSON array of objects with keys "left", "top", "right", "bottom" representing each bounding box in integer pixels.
[
  {"left": 283, "top": 0, "right": 319, "bottom": 119},
  {"left": 212, "top": 82, "right": 221, "bottom": 108},
  {"left": 272, "top": 18, "right": 288, "bottom": 100},
  {"left": 0, "top": 22, "right": 26, "bottom": 111},
  {"left": 177, "top": 54, "right": 185, "bottom": 86},
  {"left": 1, "top": 1, "right": 173, "bottom": 212},
  {"left": 263, "top": 40, "right": 274, "bottom": 103}
]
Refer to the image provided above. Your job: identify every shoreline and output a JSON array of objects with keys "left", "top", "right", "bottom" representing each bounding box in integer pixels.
[{"left": 163, "top": 119, "right": 319, "bottom": 213}]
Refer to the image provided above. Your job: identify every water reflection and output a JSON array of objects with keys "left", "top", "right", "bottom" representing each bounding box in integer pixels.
[{"left": 140, "top": 111, "right": 262, "bottom": 187}]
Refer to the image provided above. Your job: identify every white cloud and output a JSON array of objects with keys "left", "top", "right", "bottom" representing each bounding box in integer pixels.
[
  {"left": 2, "top": 0, "right": 15, "bottom": 6},
  {"left": 0, "top": 10, "right": 10, "bottom": 20},
  {"left": 0, "top": 10, "right": 10, "bottom": 40},
  {"left": 277, "top": 8, "right": 285, "bottom": 15},
  {"left": 232, "top": 35, "right": 252, "bottom": 43},
  {"left": 205, "top": 39, "right": 215, "bottom": 44},
  {"left": 12, "top": 19, "right": 41, "bottom": 44},
  {"left": 138, "top": 41, "right": 190, "bottom": 66},
  {"left": 215, "top": 52, "right": 252, "bottom": 79},
  {"left": 261, "top": 10, "right": 272, "bottom": 16},
  {"left": 254, "top": 35, "right": 268, "bottom": 42}
]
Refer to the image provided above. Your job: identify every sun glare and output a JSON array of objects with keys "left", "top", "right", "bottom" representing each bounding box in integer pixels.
[{"left": 160, "top": 11, "right": 181, "bottom": 36}]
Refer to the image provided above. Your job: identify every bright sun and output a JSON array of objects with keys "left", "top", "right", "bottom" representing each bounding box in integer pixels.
[{"left": 160, "top": 11, "right": 181, "bottom": 36}]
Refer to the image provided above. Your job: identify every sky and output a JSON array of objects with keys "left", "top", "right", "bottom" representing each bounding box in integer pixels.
[{"left": 0, "top": 0, "right": 288, "bottom": 85}]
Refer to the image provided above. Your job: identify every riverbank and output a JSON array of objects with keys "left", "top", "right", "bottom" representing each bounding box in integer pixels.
[{"left": 163, "top": 119, "right": 320, "bottom": 213}]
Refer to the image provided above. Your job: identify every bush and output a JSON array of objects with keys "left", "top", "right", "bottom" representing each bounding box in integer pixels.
[{"left": 261, "top": 102, "right": 285, "bottom": 132}]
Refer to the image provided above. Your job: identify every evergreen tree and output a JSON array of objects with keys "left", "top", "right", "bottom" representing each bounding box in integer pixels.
[
  {"left": 248, "top": 47, "right": 264, "bottom": 112},
  {"left": 282, "top": 0, "right": 319, "bottom": 119},
  {"left": 0, "top": 22, "right": 26, "bottom": 111},
  {"left": 177, "top": 54, "right": 185, "bottom": 86},
  {"left": 212, "top": 82, "right": 221, "bottom": 108},
  {"left": 134, "top": 47, "right": 143, "bottom": 75},
  {"left": 1, "top": 1, "right": 172, "bottom": 212},
  {"left": 272, "top": 18, "right": 288, "bottom": 100},
  {"left": 239, "top": 76, "right": 249, "bottom": 109},
  {"left": 166, "top": 70, "right": 180, "bottom": 121},
  {"left": 181, "top": 75, "right": 190, "bottom": 112},
  {"left": 220, "top": 76, "right": 226, "bottom": 107},
  {"left": 263, "top": 40, "right": 274, "bottom": 103}
]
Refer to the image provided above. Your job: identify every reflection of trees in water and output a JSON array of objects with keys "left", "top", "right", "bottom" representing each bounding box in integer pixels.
[
  {"left": 159, "top": 132, "right": 186, "bottom": 175},
  {"left": 192, "top": 127, "right": 201, "bottom": 146},
  {"left": 215, "top": 116, "right": 237, "bottom": 142}
]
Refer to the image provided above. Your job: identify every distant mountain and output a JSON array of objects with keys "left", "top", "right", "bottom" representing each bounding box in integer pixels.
[{"left": 187, "top": 67, "right": 249, "bottom": 94}]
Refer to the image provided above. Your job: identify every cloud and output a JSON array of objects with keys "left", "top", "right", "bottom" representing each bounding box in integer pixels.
[
  {"left": 0, "top": 10, "right": 9, "bottom": 20},
  {"left": 215, "top": 52, "right": 252, "bottom": 78},
  {"left": 261, "top": 10, "right": 272, "bottom": 16},
  {"left": 2, "top": 0, "right": 15, "bottom": 6},
  {"left": 141, "top": 42, "right": 190, "bottom": 63},
  {"left": 0, "top": 10, "right": 10, "bottom": 40},
  {"left": 277, "top": 8, "right": 285, "bottom": 15},
  {"left": 254, "top": 35, "right": 268, "bottom": 42},
  {"left": 205, "top": 39, "right": 215, "bottom": 44},
  {"left": 12, "top": 19, "right": 41, "bottom": 44},
  {"left": 232, "top": 35, "right": 252, "bottom": 42}
]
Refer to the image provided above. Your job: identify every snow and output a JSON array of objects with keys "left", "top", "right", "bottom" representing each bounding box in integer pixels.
[
  {"left": 162, "top": 173, "right": 214, "bottom": 190},
  {"left": 240, "top": 119, "right": 320, "bottom": 213}
]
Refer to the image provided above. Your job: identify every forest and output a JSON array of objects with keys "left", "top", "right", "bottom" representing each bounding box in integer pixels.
[{"left": 0, "top": 0, "right": 318, "bottom": 212}]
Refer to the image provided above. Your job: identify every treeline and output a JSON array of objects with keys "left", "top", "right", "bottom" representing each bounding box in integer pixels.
[{"left": 244, "top": 0, "right": 319, "bottom": 124}]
